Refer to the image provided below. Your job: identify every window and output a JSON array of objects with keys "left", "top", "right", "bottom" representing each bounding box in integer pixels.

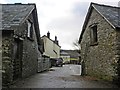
[
  {"left": 90, "top": 25, "right": 98, "bottom": 45},
  {"left": 27, "top": 20, "right": 33, "bottom": 40}
]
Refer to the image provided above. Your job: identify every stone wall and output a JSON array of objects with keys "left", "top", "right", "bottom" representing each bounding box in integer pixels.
[
  {"left": 114, "top": 30, "right": 120, "bottom": 84},
  {"left": 0, "top": 31, "right": 2, "bottom": 70},
  {"left": 22, "top": 32, "right": 38, "bottom": 78},
  {"left": 2, "top": 30, "right": 14, "bottom": 85},
  {"left": 0, "top": 30, "right": 2, "bottom": 89},
  {"left": 81, "top": 8, "right": 118, "bottom": 81},
  {"left": 14, "top": 12, "right": 39, "bottom": 78},
  {"left": 2, "top": 11, "right": 42, "bottom": 85}
]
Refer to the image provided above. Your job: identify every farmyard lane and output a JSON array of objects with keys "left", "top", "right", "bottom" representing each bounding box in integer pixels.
[{"left": 10, "top": 65, "right": 118, "bottom": 88}]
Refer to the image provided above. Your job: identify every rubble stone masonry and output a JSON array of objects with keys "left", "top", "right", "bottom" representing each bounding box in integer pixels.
[
  {"left": 2, "top": 30, "right": 14, "bottom": 85},
  {"left": 2, "top": 13, "right": 39, "bottom": 85},
  {"left": 81, "top": 9, "right": 119, "bottom": 81}
]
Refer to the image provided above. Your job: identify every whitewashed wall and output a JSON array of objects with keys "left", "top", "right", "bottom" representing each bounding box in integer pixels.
[{"left": 42, "top": 36, "right": 60, "bottom": 58}]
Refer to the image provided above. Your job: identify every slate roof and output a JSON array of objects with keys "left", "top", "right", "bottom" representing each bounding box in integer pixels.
[
  {"left": 42, "top": 35, "right": 61, "bottom": 47},
  {"left": 1, "top": 3, "right": 42, "bottom": 48},
  {"left": 60, "top": 50, "right": 70, "bottom": 56},
  {"left": 1, "top": 3, "right": 35, "bottom": 30},
  {"left": 93, "top": 3, "right": 120, "bottom": 28},
  {"left": 79, "top": 3, "right": 120, "bottom": 43}
]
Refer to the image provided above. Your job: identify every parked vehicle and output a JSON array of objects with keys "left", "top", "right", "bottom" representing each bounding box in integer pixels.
[{"left": 56, "top": 58, "right": 63, "bottom": 67}]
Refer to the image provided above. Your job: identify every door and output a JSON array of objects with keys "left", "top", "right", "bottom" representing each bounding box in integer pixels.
[{"left": 13, "top": 39, "right": 23, "bottom": 80}]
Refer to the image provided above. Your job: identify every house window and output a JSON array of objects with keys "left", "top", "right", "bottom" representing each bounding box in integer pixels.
[
  {"left": 90, "top": 25, "right": 98, "bottom": 45},
  {"left": 27, "top": 20, "right": 33, "bottom": 40}
]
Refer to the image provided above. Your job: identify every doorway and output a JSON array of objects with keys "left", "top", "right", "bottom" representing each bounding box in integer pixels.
[{"left": 13, "top": 39, "right": 23, "bottom": 80}]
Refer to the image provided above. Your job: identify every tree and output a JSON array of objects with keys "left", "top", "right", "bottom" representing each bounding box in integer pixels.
[{"left": 73, "top": 39, "right": 81, "bottom": 53}]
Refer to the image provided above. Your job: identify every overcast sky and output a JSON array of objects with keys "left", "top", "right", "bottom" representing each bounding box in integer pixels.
[{"left": 1, "top": 0, "right": 120, "bottom": 50}]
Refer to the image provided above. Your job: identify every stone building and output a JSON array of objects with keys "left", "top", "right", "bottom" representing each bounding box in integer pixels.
[
  {"left": 79, "top": 2, "right": 120, "bottom": 83},
  {"left": 1, "top": 3, "right": 43, "bottom": 85},
  {"left": 41, "top": 32, "right": 61, "bottom": 66}
]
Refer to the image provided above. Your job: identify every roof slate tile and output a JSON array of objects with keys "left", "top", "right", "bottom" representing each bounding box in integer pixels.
[
  {"left": 93, "top": 3, "right": 120, "bottom": 28},
  {"left": 1, "top": 4, "right": 35, "bottom": 30}
]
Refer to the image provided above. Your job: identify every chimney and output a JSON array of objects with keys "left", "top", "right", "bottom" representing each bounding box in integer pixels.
[
  {"left": 47, "top": 31, "right": 50, "bottom": 38},
  {"left": 55, "top": 36, "right": 59, "bottom": 45},
  {"left": 14, "top": 3, "right": 22, "bottom": 5},
  {"left": 55, "top": 36, "right": 57, "bottom": 41}
]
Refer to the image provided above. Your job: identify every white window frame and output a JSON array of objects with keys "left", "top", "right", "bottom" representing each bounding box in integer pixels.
[{"left": 26, "top": 20, "right": 33, "bottom": 40}]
